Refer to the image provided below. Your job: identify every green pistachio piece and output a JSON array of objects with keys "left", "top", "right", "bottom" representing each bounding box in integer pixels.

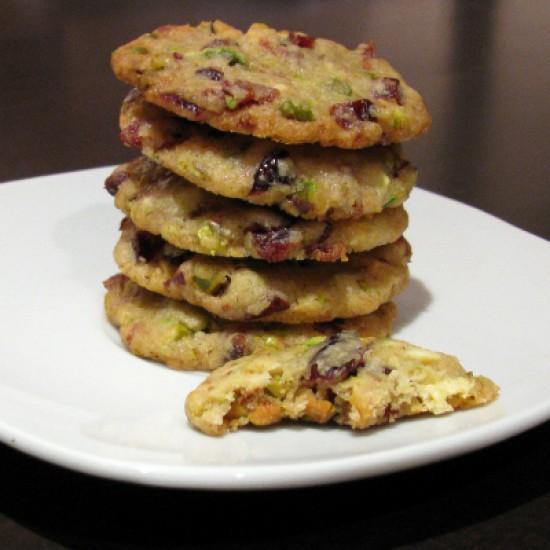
[
  {"left": 173, "top": 321, "right": 192, "bottom": 340},
  {"left": 264, "top": 336, "right": 280, "bottom": 347},
  {"left": 266, "top": 373, "right": 289, "bottom": 398},
  {"left": 225, "top": 96, "right": 238, "bottom": 110},
  {"left": 132, "top": 46, "right": 149, "bottom": 54},
  {"left": 197, "top": 221, "right": 228, "bottom": 255},
  {"left": 358, "top": 280, "right": 370, "bottom": 291},
  {"left": 391, "top": 108, "right": 408, "bottom": 129},
  {"left": 193, "top": 276, "right": 212, "bottom": 292},
  {"left": 159, "top": 316, "right": 193, "bottom": 340},
  {"left": 151, "top": 53, "right": 170, "bottom": 70},
  {"left": 295, "top": 178, "right": 318, "bottom": 200},
  {"left": 280, "top": 100, "right": 315, "bottom": 121},
  {"left": 329, "top": 77, "right": 352, "bottom": 96},
  {"left": 197, "top": 221, "right": 216, "bottom": 243},
  {"left": 384, "top": 196, "right": 396, "bottom": 207},
  {"left": 178, "top": 160, "right": 203, "bottom": 180},
  {"left": 315, "top": 294, "right": 329, "bottom": 306},
  {"left": 304, "top": 335, "right": 327, "bottom": 348},
  {"left": 192, "top": 272, "right": 230, "bottom": 295},
  {"left": 201, "top": 47, "right": 247, "bottom": 66}
]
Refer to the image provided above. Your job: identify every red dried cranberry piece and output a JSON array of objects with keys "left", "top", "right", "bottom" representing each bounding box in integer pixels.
[
  {"left": 375, "top": 77, "right": 402, "bottom": 105},
  {"left": 119, "top": 120, "right": 143, "bottom": 148},
  {"left": 223, "top": 80, "right": 254, "bottom": 109},
  {"left": 159, "top": 93, "right": 205, "bottom": 120},
  {"left": 289, "top": 32, "right": 316, "bottom": 48},
  {"left": 246, "top": 224, "right": 291, "bottom": 262},
  {"left": 352, "top": 99, "right": 376, "bottom": 121},
  {"left": 169, "top": 271, "right": 185, "bottom": 286},
  {"left": 330, "top": 104, "right": 354, "bottom": 129},
  {"left": 330, "top": 99, "right": 376, "bottom": 129},
  {"left": 104, "top": 171, "right": 128, "bottom": 196},
  {"left": 196, "top": 67, "right": 224, "bottom": 81},
  {"left": 227, "top": 333, "right": 248, "bottom": 360},
  {"left": 255, "top": 296, "right": 290, "bottom": 318},
  {"left": 173, "top": 52, "right": 183, "bottom": 60},
  {"left": 244, "top": 296, "right": 290, "bottom": 320},
  {"left": 289, "top": 195, "right": 313, "bottom": 215},
  {"left": 306, "top": 333, "right": 367, "bottom": 385},
  {"left": 250, "top": 149, "right": 294, "bottom": 194},
  {"left": 384, "top": 404, "right": 399, "bottom": 419}
]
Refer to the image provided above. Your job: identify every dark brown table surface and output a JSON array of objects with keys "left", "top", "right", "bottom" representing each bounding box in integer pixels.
[{"left": 1, "top": 1, "right": 549, "bottom": 548}]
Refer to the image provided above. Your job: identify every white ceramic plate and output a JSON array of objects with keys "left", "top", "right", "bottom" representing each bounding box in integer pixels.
[{"left": 1, "top": 167, "right": 549, "bottom": 489}]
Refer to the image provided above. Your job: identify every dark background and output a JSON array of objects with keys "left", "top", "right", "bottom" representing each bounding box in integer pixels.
[{"left": 1, "top": 1, "right": 549, "bottom": 548}]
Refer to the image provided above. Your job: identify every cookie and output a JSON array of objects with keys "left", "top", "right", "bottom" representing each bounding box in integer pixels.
[
  {"left": 114, "top": 219, "right": 411, "bottom": 323},
  {"left": 119, "top": 91, "right": 417, "bottom": 220},
  {"left": 104, "top": 274, "right": 396, "bottom": 371},
  {"left": 111, "top": 21, "right": 431, "bottom": 148},
  {"left": 107, "top": 157, "right": 408, "bottom": 262},
  {"left": 185, "top": 332, "right": 499, "bottom": 435}
]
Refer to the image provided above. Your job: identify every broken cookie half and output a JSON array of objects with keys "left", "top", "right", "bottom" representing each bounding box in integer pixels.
[{"left": 185, "top": 332, "right": 498, "bottom": 436}]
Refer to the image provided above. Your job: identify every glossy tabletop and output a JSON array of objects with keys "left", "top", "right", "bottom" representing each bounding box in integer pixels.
[{"left": 1, "top": 1, "right": 549, "bottom": 548}]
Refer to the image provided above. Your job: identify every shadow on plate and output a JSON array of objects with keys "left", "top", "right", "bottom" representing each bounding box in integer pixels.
[
  {"left": 393, "top": 276, "right": 433, "bottom": 332},
  {"left": 52, "top": 202, "right": 120, "bottom": 289}
]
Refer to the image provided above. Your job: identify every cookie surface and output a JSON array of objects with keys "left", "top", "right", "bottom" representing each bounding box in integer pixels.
[
  {"left": 185, "top": 332, "right": 499, "bottom": 435},
  {"left": 108, "top": 157, "right": 408, "bottom": 262},
  {"left": 119, "top": 92, "right": 417, "bottom": 220},
  {"left": 114, "top": 220, "right": 411, "bottom": 323},
  {"left": 111, "top": 21, "right": 431, "bottom": 148},
  {"left": 104, "top": 274, "right": 396, "bottom": 371}
]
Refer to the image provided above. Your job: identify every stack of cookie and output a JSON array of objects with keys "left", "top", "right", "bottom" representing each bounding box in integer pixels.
[{"left": 103, "top": 21, "right": 431, "bottom": 372}]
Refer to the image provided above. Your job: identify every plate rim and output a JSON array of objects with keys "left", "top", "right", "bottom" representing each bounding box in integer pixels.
[{"left": 1, "top": 401, "right": 548, "bottom": 490}]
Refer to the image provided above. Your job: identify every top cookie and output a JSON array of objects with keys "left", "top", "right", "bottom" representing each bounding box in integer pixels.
[{"left": 111, "top": 21, "right": 431, "bottom": 148}]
